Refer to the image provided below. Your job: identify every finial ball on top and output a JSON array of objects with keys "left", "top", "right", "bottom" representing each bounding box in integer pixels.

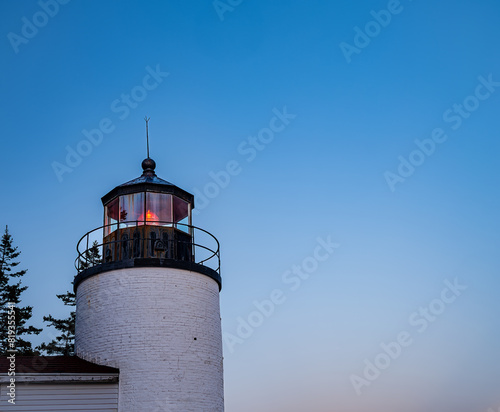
[{"left": 142, "top": 157, "right": 156, "bottom": 174}]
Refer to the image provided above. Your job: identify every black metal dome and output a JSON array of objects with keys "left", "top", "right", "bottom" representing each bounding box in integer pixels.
[{"left": 101, "top": 158, "right": 194, "bottom": 207}]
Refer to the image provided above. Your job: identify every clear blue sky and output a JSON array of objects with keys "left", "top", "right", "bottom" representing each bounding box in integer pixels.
[{"left": 1, "top": 1, "right": 500, "bottom": 411}]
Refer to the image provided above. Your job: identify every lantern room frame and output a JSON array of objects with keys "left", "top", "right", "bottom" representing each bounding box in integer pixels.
[{"left": 103, "top": 190, "right": 192, "bottom": 236}]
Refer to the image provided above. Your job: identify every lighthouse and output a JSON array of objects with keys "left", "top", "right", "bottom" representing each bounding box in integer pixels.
[{"left": 73, "top": 149, "right": 224, "bottom": 411}]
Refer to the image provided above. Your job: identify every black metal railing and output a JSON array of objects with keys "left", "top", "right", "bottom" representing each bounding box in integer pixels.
[{"left": 75, "top": 221, "right": 220, "bottom": 275}]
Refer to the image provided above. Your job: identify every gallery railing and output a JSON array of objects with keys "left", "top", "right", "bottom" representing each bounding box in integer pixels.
[{"left": 75, "top": 221, "right": 220, "bottom": 276}]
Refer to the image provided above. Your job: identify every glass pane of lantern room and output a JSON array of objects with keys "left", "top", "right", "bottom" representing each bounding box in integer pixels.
[
  {"left": 173, "top": 196, "right": 189, "bottom": 232},
  {"left": 146, "top": 193, "right": 172, "bottom": 226},
  {"left": 119, "top": 193, "right": 144, "bottom": 227},
  {"left": 104, "top": 197, "right": 119, "bottom": 236}
]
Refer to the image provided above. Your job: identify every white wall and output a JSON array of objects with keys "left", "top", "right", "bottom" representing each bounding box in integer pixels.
[
  {"left": 0, "top": 382, "right": 118, "bottom": 411},
  {"left": 75, "top": 267, "right": 224, "bottom": 412}
]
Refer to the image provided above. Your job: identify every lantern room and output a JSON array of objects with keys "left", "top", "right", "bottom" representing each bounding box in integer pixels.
[
  {"left": 103, "top": 158, "right": 192, "bottom": 234},
  {"left": 101, "top": 157, "right": 194, "bottom": 262},
  {"left": 74, "top": 157, "right": 221, "bottom": 290}
]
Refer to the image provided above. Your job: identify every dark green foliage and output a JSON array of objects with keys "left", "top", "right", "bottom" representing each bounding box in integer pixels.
[
  {"left": 38, "top": 240, "right": 102, "bottom": 355},
  {"left": 37, "top": 291, "right": 75, "bottom": 356},
  {"left": 0, "top": 225, "right": 42, "bottom": 355},
  {"left": 79, "top": 240, "right": 102, "bottom": 269}
]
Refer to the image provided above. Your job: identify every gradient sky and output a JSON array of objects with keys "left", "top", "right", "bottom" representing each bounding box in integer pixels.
[{"left": 1, "top": 1, "right": 500, "bottom": 411}]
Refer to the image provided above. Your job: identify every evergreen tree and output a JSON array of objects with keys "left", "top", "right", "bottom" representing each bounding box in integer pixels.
[
  {"left": 38, "top": 240, "right": 102, "bottom": 355},
  {"left": 37, "top": 291, "right": 75, "bottom": 356},
  {"left": 79, "top": 240, "right": 102, "bottom": 270},
  {"left": 0, "top": 225, "right": 42, "bottom": 355}
]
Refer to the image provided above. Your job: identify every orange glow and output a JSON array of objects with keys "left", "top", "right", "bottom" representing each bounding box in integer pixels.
[{"left": 139, "top": 210, "right": 159, "bottom": 223}]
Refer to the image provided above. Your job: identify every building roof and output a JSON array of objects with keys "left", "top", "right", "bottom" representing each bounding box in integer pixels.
[
  {"left": 100, "top": 157, "right": 194, "bottom": 206},
  {"left": 118, "top": 173, "right": 174, "bottom": 187},
  {"left": 0, "top": 356, "right": 119, "bottom": 374}
]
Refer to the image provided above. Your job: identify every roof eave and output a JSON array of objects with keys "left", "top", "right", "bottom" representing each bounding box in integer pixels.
[{"left": 101, "top": 182, "right": 195, "bottom": 207}]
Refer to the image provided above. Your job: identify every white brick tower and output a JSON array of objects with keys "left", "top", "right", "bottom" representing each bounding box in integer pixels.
[{"left": 74, "top": 157, "right": 224, "bottom": 411}]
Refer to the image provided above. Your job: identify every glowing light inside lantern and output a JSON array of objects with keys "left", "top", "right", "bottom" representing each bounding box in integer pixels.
[{"left": 139, "top": 210, "right": 159, "bottom": 223}]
